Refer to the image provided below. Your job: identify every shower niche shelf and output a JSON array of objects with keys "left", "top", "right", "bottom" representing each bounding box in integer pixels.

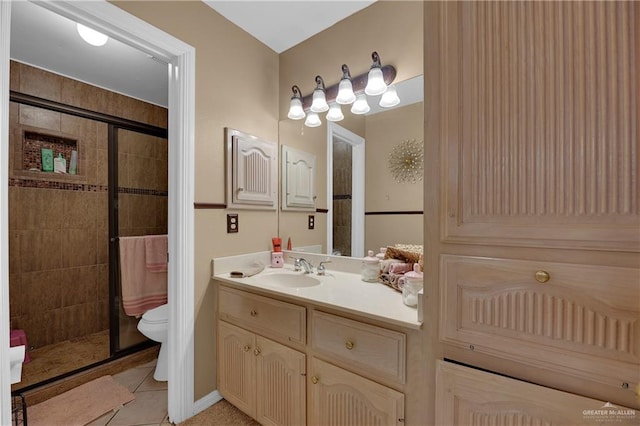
[{"left": 17, "top": 130, "right": 83, "bottom": 182}]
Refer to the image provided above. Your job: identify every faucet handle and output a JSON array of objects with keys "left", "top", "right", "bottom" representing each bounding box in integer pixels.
[
  {"left": 294, "top": 258, "right": 302, "bottom": 271},
  {"left": 317, "top": 260, "right": 332, "bottom": 275}
]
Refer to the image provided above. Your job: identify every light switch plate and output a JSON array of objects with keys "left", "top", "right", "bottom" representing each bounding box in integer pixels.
[
  {"left": 227, "top": 214, "right": 239, "bottom": 233},
  {"left": 308, "top": 215, "right": 315, "bottom": 230}
]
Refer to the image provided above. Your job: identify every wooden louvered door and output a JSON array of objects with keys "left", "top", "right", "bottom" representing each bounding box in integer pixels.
[
  {"left": 309, "top": 357, "right": 405, "bottom": 426},
  {"left": 255, "top": 336, "right": 306, "bottom": 426}
]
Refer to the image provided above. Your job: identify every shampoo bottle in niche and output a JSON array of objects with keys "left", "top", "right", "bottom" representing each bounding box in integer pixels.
[
  {"left": 54, "top": 153, "right": 67, "bottom": 174},
  {"left": 361, "top": 250, "right": 380, "bottom": 282},
  {"left": 69, "top": 150, "right": 78, "bottom": 175}
]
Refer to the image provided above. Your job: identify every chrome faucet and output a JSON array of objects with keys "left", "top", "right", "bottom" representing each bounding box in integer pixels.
[{"left": 294, "top": 258, "right": 314, "bottom": 274}]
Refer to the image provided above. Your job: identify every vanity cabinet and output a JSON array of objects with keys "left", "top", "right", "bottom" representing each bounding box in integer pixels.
[
  {"left": 218, "top": 321, "right": 306, "bottom": 425},
  {"left": 216, "top": 284, "right": 412, "bottom": 425},
  {"left": 436, "top": 360, "right": 638, "bottom": 425}
]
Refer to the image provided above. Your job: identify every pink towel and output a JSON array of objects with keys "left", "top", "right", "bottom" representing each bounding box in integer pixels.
[
  {"left": 389, "top": 262, "right": 413, "bottom": 274},
  {"left": 119, "top": 236, "right": 167, "bottom": 317},
  {"left": 145, "top": 235, "right": 168, "bottom": 272}
]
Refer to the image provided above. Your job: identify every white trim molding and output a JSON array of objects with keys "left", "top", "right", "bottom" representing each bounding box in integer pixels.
[
  {"left": 0, "top": 1, "right": 196, "bottom": 423},
  {"left": 0, "top": 2, "right": 13, "bottom": 424}
]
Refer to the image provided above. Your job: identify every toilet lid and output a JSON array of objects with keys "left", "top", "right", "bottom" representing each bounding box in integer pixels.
[{"left": 142, "top": 303, "right": 168, "bottom": 323}]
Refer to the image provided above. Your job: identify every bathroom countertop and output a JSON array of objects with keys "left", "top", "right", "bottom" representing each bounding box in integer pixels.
[{"left": 213, "top": 264, "right": 422, "bottom": 330}]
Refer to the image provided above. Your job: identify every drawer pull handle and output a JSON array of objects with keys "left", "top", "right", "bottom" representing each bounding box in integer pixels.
[
  {"left": 253, "top": 347, "right": 261, "bottom": 356},
  {"left": 345, "top": 340, "right": 354, "bottom": 350},
  {"left": 311, "top": 376, "right": 319, "bottom": 384},
  {"left": 250, "top": 310, "right": 258, "bottom": 317},
  {"left": 535, "top": 270, "right": 550, "bottom": 283},
  {"left": 243, "top": 345, "right": 251, "bottom": 352}
]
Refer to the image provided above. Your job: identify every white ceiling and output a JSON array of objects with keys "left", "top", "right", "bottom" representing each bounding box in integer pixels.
[{"left": 9, "top": 1, "right": 422, "bottom": 112}]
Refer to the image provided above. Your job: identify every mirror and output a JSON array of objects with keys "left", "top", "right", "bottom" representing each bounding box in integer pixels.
[{"left": 278, "top": 75, "right": 424, "bottom": 257}]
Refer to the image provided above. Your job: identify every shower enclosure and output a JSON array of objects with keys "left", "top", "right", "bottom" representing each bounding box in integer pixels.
[{"left": 8, "top": 62, "right": 168, "bottom": 391}]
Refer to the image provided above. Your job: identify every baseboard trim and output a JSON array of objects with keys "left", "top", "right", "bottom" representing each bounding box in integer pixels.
[{"left": 191, "top": 389, "right": 223, "bottom": 418}]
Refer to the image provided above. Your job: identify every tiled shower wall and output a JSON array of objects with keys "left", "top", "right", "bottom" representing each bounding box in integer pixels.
[{"left": 8, "top": 61, "right": 167, "bottom": 349}]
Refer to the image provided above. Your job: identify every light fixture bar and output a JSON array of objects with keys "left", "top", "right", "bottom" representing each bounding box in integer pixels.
[{"left": 299, "top": 64, "right": 396, "bottom": 111}]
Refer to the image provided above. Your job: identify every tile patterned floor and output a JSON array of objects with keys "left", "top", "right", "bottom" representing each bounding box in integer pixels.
[{"left": 88, "top": 359, "right": 170, "bottom": 426}]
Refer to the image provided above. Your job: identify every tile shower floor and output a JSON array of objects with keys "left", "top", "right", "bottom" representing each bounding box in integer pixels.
[{"left": 13, "top": 330, "right": 110, "bottom": 391}]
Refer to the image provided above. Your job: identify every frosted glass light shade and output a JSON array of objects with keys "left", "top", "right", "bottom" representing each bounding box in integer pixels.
[
  {"left": 336, "top": 78, "right": 356, "bottom": 104},
  {"left": 351, "top": 94, "right": 370, "bottom": 115},
  {"left": 310, "top": 88, "right": 329, "bottom": 113},
  {"left": 77, "top": 23, "right": 108, "bottom": 47},
  {"left": 365, "top": 67, "right": 387, "bottom": 96},
  {"left": 326, "top": 103, "right": 344, "bottom": 122},
  {"left": 287, "top": 97, "right": 305, "bottom": 120},
  {"left": 379, "top": 85, "right": 400, "bottom": 108},
  {"left": 304, "top": 112, "right": 322, "bottom": 127}
]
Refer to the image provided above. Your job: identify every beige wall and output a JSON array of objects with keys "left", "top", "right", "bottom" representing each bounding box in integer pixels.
[
  {"left": 112, "top": 1, "right": 280, "bottom": 399},
  {"left": 278, "top": 1, "right": 424, "bottom": 252}
]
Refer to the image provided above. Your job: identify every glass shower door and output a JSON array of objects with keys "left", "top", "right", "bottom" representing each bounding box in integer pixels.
[{"left": 109, "top": 126, "right": 168, "bottom": 353}]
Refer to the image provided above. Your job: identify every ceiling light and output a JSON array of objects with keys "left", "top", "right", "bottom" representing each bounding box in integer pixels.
[
  {"left": 76, "top": 23, "right": 108, "bottom": 47},
  {"left": 336, "top": 65, "right": 356, "bottom": 105},
  {"left": 310, "top": 75, "right": 329, "bottom": 113},
  {"left": 326, "top": 103, "right": 344, "bottom": 122},
  {"left": 365, "top": 51, "right": 387, "bottom": 96},
  {"left": 379, "top": 84, "right": 400, "bottom": 108},
  {"left": 287, "top": 85, "right": 306, "bottom": 120},
  {"left": 351, "top": 93, "right": 370, "bottom": 115},
  {"left": 304, "top": 112, "right": 322, "bottom": 127}
]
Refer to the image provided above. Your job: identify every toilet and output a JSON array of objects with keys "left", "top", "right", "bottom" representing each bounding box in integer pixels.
[{"left": 137, "top": 303, "right": 169, "bottom": 381}]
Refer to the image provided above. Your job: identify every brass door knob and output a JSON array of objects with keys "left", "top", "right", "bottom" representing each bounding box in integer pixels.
[
  {"left": 345, "top": 340, "right": 354, "bottom": 350},
  {"left": 253, "top": 347, "right": 261, "bottom": 356},
  {"left": 243, "top": 345, "right": 251, "bottom": 352},
  {"left": 250, "top": 310, "right": 258, "bottom": 317},
  {"left": 535, "top": 270, "right": 550, "bottom": 283},
  {"left": 311, "top": 376, "right": 319, "bottom": 384}
]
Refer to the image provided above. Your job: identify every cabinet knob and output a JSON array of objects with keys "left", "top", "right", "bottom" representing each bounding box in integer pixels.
[
  {"left": 535, "top": 270, "right": 550, "bottom": 283},
  {"left": 345, "top": 340, "right": 354, "bottom": 350},
  {"left": 253, "top": 347, "right": 261, "bottom": 356},
  {"left": 243, "top": 345, "right": 251, "bottom": 352},
  {"left": 250, "top": 310, "right": 258, "bottom": 317},
  {"left": 311, "top": 376, "right": 319, "bottom": 384}
]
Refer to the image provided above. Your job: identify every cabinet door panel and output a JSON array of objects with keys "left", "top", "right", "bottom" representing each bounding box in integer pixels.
[
  {"left": 439, "top": 1, "right": 639, "bottom": 251},
  {"left": 436, "top": 360, "right": 638, "bottom": 426},
  {"left": 309, "top": 358, "right": 405, "bottom": 426},
  {"left": 218, "top": 321, "right": 256, "bottom": 417},
  {"left": 255, "top": 336, "right": 306, "bottom": 426}
]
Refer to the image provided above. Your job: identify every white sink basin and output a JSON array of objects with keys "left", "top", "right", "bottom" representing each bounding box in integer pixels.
[{"left": 259, "top": 273, "right": 321, "bottom": 288}]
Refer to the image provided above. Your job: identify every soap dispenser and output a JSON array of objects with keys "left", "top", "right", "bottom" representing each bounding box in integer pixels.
[{"left": 361, "top": 250, "right": 380, "bottom": 283}]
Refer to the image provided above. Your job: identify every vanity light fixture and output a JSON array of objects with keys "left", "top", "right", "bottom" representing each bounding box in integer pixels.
[
  {"left": 304, "top": 111, "right": 322, "bottom": 127},
  {"left": 310, "top": 76, "right": 329, "bottom": 113},
  {"left": 379, "top": 84, "right": 400, "bottom": 108},
  {"left": 326, "top": 102, "right": 344, "bottom": 122},
  {"left": 289, "top": 51, "right": 398, "bottom": 127},
  {"left": 76, "top": 23, "right": 108, "bottom": 47},
  {"left": 364, "top": 51, "right": 387, "bottom": 96},
  {"left": 287, "top": 85, "right": 306, "bottom": 120},
  {"left": 336, "top": 65, "right": 356, "bottom": 105},
  {"left": 351, "top": 93, "right": 371, "bottom": 115}
]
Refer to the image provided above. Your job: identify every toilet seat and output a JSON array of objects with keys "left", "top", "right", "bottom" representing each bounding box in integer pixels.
[{"left": 141, "top": 303, "right": 168, "bottom": 324}]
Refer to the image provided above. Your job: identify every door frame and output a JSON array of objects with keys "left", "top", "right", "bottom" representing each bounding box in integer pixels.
[
  {"left": 0, "top": 1, "right": 196, "bottom": 423},
  {"left": 327, "top": 122, "right": 365, "bottom": 258}
]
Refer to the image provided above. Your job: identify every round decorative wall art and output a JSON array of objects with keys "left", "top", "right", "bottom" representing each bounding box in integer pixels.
[{"left": 388, "top": 138, "right": 423, "bottom": 184}]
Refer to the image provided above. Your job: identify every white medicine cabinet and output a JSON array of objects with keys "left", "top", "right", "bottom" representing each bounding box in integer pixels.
[{"left": 225, "top": 128, "right": 278, "bottom": 210}]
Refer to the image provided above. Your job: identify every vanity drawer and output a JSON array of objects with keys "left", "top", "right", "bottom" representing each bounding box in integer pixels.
[
  {"left": 219, "top": 286, "right": 306, "bottom": 346},
  {"left": 441, "top": 255, "right": 640, "bottom": 391},
  {"left": 311, "top": 311, "right": 406, "bottom": 385}
]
